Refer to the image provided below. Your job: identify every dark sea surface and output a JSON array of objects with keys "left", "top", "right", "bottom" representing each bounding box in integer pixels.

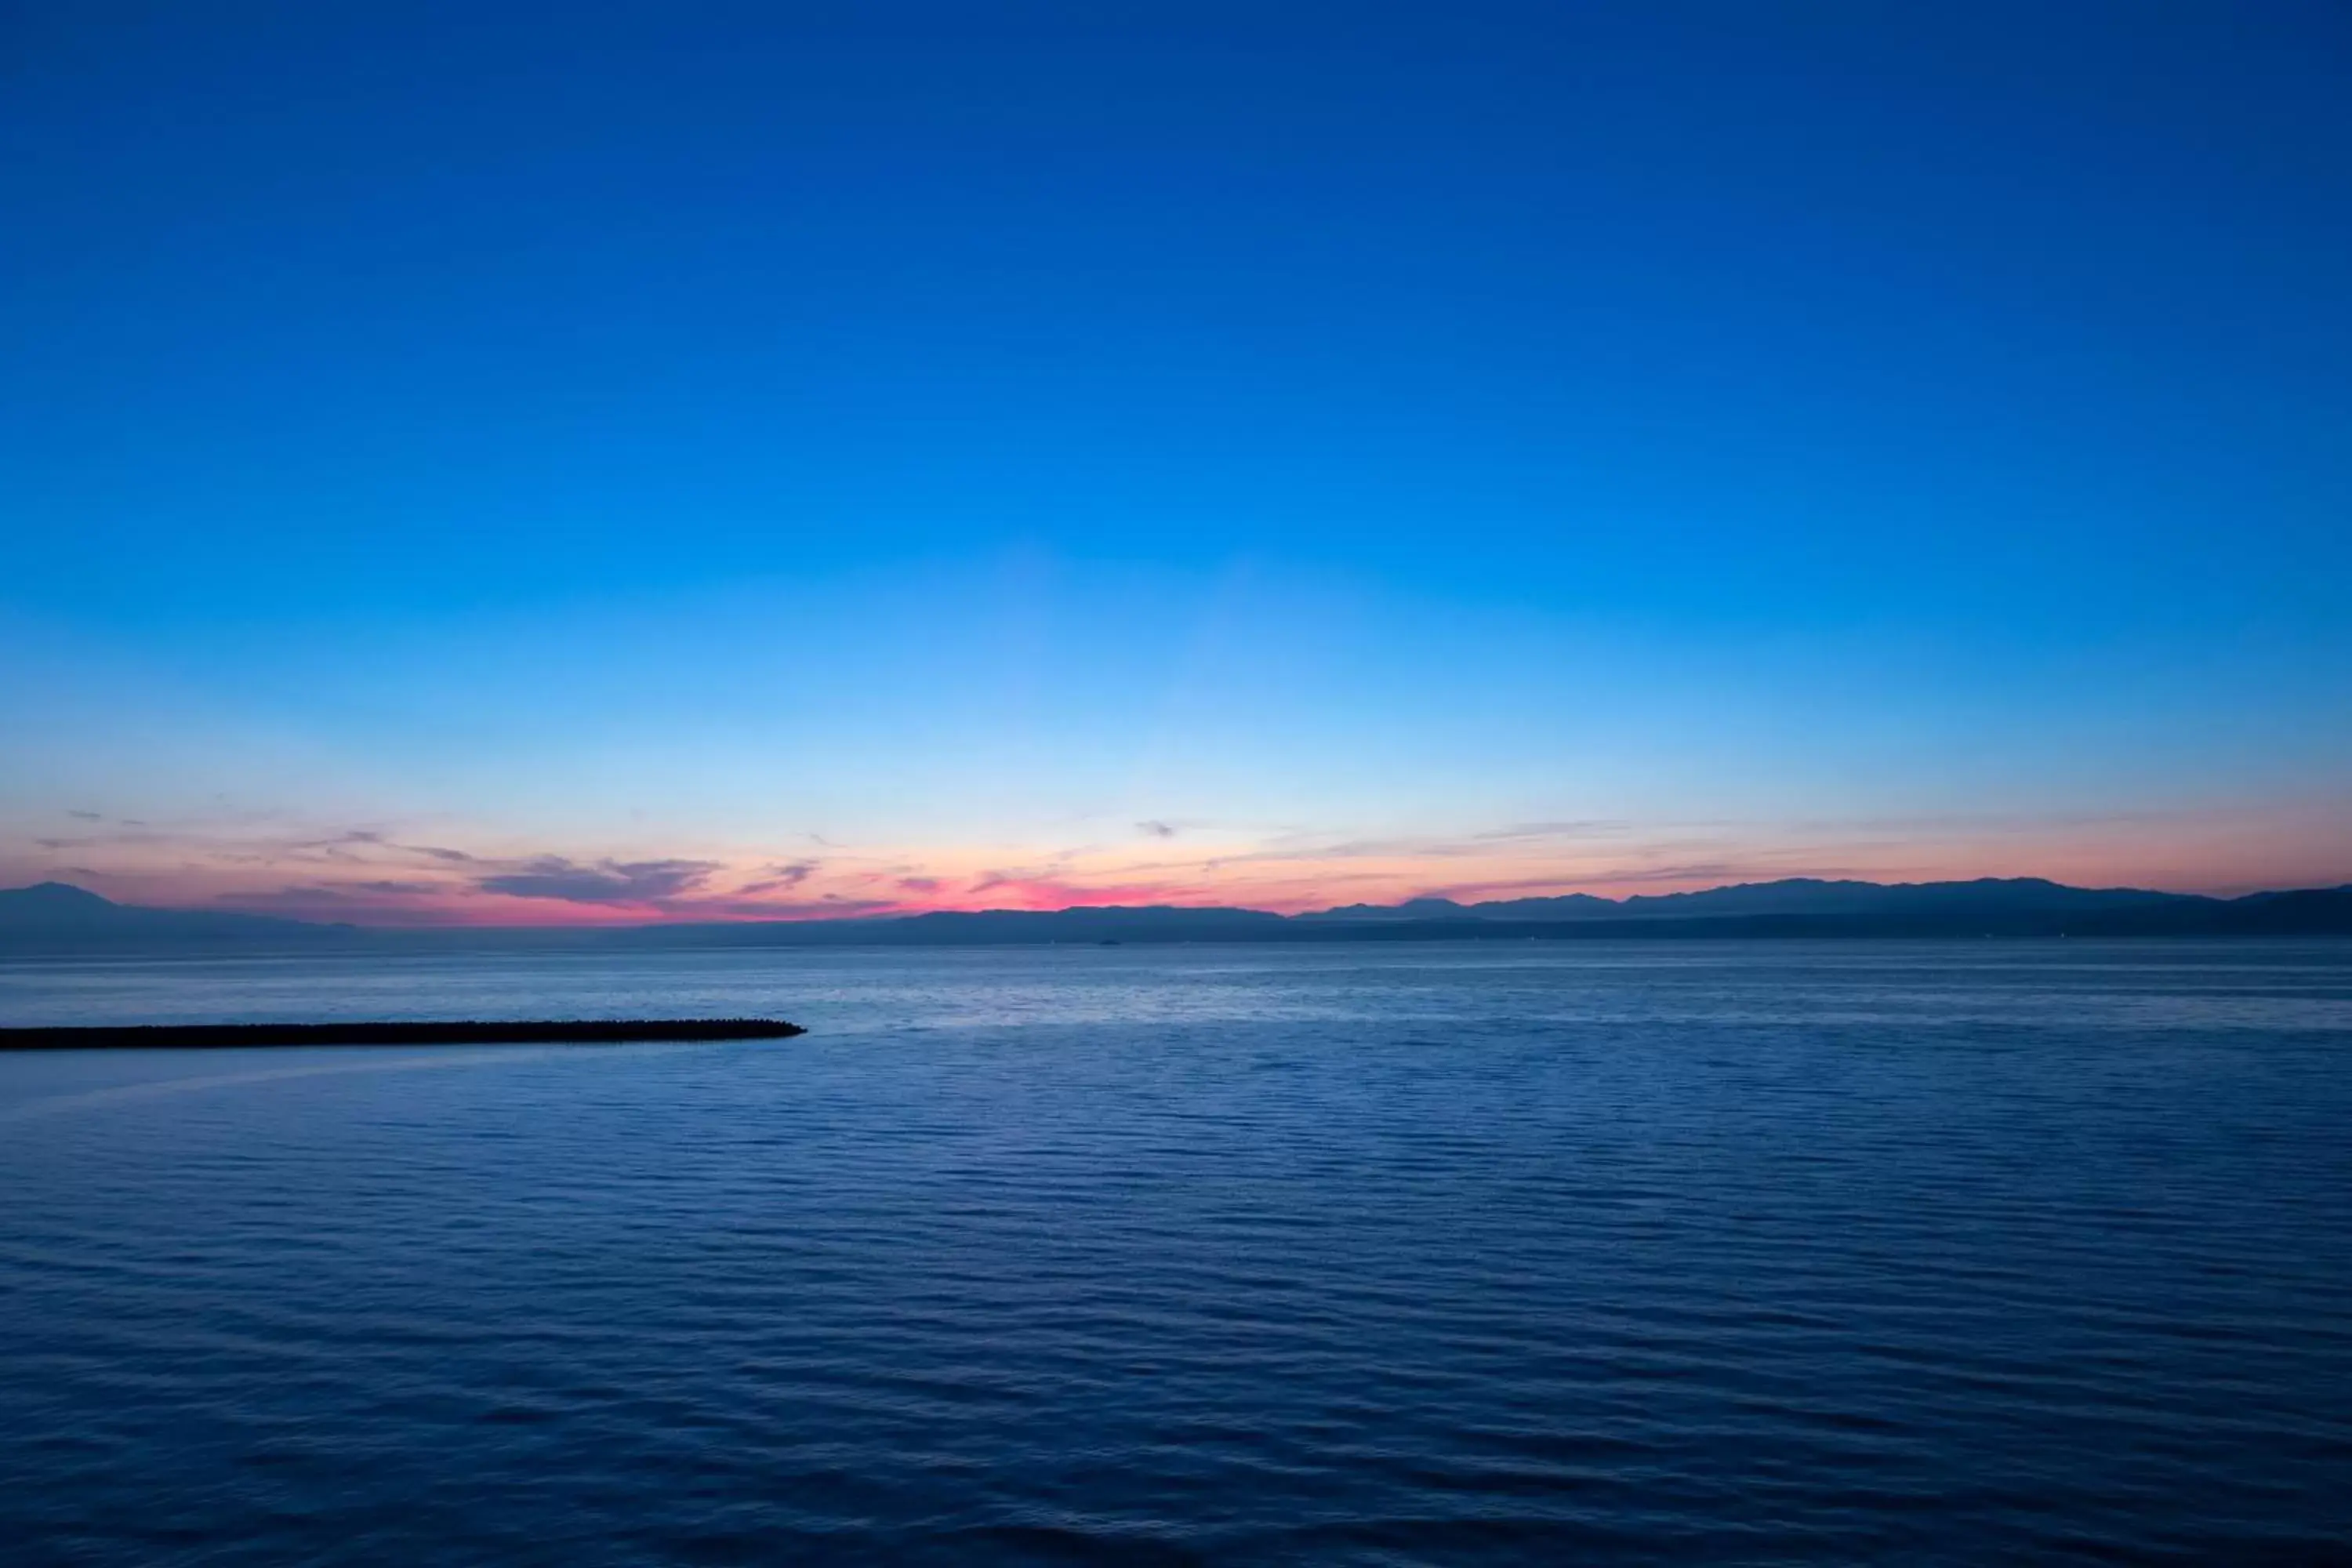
[{"left": 2, "top": 941, "right": 2350, "bottom": 1565}]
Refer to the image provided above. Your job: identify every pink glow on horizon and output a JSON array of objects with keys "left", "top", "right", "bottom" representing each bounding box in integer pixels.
[{"left": 11, "top": 801, "right": 2349, "bottom": 927}]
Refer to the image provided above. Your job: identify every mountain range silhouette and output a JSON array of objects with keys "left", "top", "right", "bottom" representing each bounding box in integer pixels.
[{"left": 4, "top": 877, "right": 2349, "bottom": 950}]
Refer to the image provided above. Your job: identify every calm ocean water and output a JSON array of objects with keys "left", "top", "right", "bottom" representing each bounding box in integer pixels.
[{"left": 2, "top": 941, "right": 2349, "bottom": 1564}]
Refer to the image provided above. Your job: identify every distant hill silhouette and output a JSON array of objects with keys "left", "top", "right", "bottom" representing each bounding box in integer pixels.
[
  {"left": 615, "top": 879, "right": 2352, "bottom": 945},
  {"left": 623, "top": 904, "right": 1295, "bottom": 947},
  {"left": 3, "top": 877, "right": 2349, "bottom": 950},
  {"left": 0, "top": 882, "right": 350, "bottom": 950},
  {"left": 1295, "top": 878, "right": 2185, "bottom": 922}
]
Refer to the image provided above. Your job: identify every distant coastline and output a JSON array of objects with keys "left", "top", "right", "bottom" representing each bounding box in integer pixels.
[{"left": 4, "top": 877, "right": 2350, "bottom": 953}]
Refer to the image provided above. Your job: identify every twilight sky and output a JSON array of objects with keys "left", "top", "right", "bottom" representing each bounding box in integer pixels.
[{"left": 5, "top": 2, "right": 2350, "bottom": 924}]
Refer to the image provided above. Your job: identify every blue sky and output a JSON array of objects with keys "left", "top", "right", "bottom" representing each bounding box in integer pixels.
[{"left": 5, "top": 2, "right": 2348, "bottom": 920}]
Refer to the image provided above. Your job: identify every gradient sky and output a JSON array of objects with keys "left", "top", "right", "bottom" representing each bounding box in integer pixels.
[{"left": 5, "top": 2, "right": 2350, "bottom": 924}]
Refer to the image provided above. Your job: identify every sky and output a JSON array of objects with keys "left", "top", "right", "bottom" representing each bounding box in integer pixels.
[{"left": 4, "top": 1, "right": 2350, "bottom": 924}]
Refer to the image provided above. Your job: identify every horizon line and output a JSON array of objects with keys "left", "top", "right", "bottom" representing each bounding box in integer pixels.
[{"left": 15, "top": 872, "right": 2352, "bottom": 932}]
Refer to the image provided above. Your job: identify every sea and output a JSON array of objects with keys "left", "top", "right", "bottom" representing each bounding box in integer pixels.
[{"left": 2, "top": 940, "right": 2348, "bottom": 1564}]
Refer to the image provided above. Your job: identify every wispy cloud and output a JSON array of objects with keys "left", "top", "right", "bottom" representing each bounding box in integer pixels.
[
  {"left": 475, "top": 856, "right": 720, "bottom": 905},
  {"left": 735, "top": 860, "right": 818, "bottom": 894},
  {"left": 1473, "top": 819, "right": 1631, "bottom": 843}
]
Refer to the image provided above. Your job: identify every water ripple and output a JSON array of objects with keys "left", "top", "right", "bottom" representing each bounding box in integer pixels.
[{"left": 2, "top": 941, "right": 2350, "bottom": 1563}]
